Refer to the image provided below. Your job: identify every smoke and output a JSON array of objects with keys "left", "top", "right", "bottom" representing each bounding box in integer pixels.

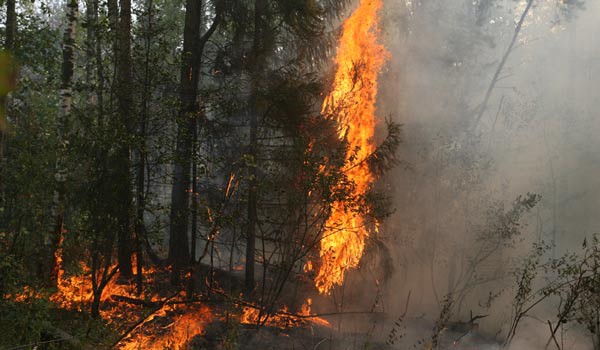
[{"left": 357, "top": 0, "right": 600, "bottom": 348}]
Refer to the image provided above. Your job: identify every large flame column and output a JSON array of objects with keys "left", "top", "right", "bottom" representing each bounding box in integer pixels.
[{"left": 316, "top": 0, "right": 389, "bottom": 294}]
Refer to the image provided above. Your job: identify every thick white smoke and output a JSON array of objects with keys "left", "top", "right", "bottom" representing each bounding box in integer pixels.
[{"left": 366, "top": 0, "right": 600, "bottom": 348}]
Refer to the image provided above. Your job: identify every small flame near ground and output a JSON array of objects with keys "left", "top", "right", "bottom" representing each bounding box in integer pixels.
[
  {"left": 118, "top": 303, "right": 212, "bottom": 350},
  {"left": 240, "top": 298, "right": 331, "bottom": 329},
  {"left": 9, "top": 254, "right": 330, "bottom": 349},
  {"left": 316, "top": 0, "right": 389, "bottom": 294}
]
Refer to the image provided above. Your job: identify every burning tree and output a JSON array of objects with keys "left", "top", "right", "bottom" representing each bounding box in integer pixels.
[{"left": 0, "top": 0, "right": 400, "bottom": 348}]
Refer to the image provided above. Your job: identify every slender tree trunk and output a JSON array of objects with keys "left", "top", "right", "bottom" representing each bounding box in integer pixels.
[
  {"left": 5, "top": 0, "right": 16, "bottom": 50},
  {"left": 187, "top": 119, "right": 198, "bottom": 297},
  {"left": 50, "top": 0, "right": 79, "bottom": 287},
  {"left": 85, "top": 0, "right": 95, "bottom": 93},
  {"left": 473, "top": 0, "right": 533, "bottom": 126},
  {"left": 87, "top": 0, "right": 114, "bottom": 315},
  {"left": 115, "top": 0, "right": 134, "bottom": 279},
  {"left": 134, "top": 0, "right": 154, "bottom": 294},
  {"left": 90, "top": 0, "right": 104, "bottom": 121},
  {"left": 107, "top": 0, "right": 118, "bottom": 114},
  {"left": 91, "top": 253, "right": 117, "bottom": 318},
  {"left": 244, "top": 0, "right": 266, "bottom": 298},
  {"left": 168, "top": 0, "right": 202, "bottom": 285},
  {"left": 1, "top": 0, "right": 16, "bottom": 208}
]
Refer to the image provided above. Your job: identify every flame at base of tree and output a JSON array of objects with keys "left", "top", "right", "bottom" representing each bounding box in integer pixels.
[{"left": 315, "top": 0, "right": 389, "bottom": 294}]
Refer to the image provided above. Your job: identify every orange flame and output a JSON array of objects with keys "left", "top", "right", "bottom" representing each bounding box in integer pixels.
[
  {"left": 240, "top": 299, "right": 330, "bottom": 329},
  {"left": 299, "top": 298, "right": 331, "bottom": 328},
  {"left": 315, "top": 0, "right": 388, "bottom": 294},
  {"left": 118, "top": 303, "right": 212, "bottom": 350}
]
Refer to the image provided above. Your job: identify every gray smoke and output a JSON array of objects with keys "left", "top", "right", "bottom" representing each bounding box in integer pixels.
[{"left": 366, "top": 0, "right": 600, "bottom": 348}]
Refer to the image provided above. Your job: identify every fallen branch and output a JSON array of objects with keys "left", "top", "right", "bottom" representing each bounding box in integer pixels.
[
  {"left": 110, "top": 290, "right": 182, "bottom": 349},
  {"left": 110, "top": 294, "right": 221, "bottom": 308},
  {"left": 110, "top": 294, "right": 156, "bottom": 307},
  {"left": 215, "top": 289, "right": 383, "bottom": 320}
]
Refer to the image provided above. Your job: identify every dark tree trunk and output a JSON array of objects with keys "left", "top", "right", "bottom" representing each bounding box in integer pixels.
[
  {"left": 115, "top": 0, "right": 134, "bottom": 279},
  {"left": 91, "top": 0, "right": 104, "bottom": 121},
  {"left": 84, "top": 0, "right": 95, "bottom": 91},
  {"left": 50, "top": 0, "right": 78, "bottom": 287},
  {"left": 90, "top": 254, "right": 117, "bottom": 318},
  {"left": 244, "top": 0, "right": 267, "bottom": 298},
  {"left": 134, "top": 0, "right": 154, "bottom": 294},
  {"left": 1, "top": 0, "right": 16, "bottom": 211},
  {"left": 168, "top": 0, "right": 203, "bottom": 285},
  {"left": 5, "top": 0, "right": 16, "bottom": 50},
  {"left": 168, "top": 0, "right": 221, "bottom": 286}
]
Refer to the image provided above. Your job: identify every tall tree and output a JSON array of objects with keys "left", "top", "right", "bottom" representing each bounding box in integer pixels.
[
  {"left": 244, "top": 0, "right": 269, "bottom": 297},
  {"left": 1, "top": 0, "right": 16, "bottom": 203},
  {"left": 168, "top": 0, "right": 202, "bottom": 284},
  {"left": 133, "top": 0, "right": 154, "bottom": 294},
  {"left": 169, "top": 0, "right": 222, "bottom": 284},
  {"left": 50, "top": 0, "right": 79, "bottom": 286},
  {"left": 114, "top": 0, "right": 134, "bottom": 279}
]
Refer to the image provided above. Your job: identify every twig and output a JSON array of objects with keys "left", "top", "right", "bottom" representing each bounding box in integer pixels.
[
  {"left": 547, "top": 320, "right": 561, "bottom": 350},
  {"left": 314, "top": 338, "right": 329, "bottom": 350},
  {"left": 401, "top": 291, "right": 411, "bottom": 317}
]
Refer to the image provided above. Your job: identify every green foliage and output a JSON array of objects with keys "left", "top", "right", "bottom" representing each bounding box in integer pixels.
[
  {"left": 222, "top": 320, "right": 240, "bottom": 350},
  {"left": 0, "top": 296, "right": 53, "bottom": 348},
  {"left": 502, "top": 236, "right": 600, "bottom": 347}
]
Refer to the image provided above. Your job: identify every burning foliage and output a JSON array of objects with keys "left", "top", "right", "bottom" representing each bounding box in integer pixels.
[{"left": 315, "top": 0, "right": 389, "bottom": 294}]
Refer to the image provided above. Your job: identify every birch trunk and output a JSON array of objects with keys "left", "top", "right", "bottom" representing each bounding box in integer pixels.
[{"left": 50, "top": 0, "right": 79, "bottom": 286}]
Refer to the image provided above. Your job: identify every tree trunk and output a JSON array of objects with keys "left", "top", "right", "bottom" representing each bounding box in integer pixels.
[
  {"left": 91, "top": 0, "right": 104, "bottom": 121},
  {"left": 168, "top": 0, "right": 203, "bottom": 285},
  {"left": 84, "top": 0, "right": 95, "bottom": 93},
  {"left": 115, "top": 0, "right": 134, "bottom": 279},
  {"left": 5, "top": 0, "right": 16, "bottom": 50},
  {"left": 187, "top": 118, "right": 198, "bottom": 297},
  {"left": 244, "top": 0, "right": 267, "bottom": 298},
  {"left": 1, "top": 0, "right": 16, "bottom": 212},
  {"left": 134, "top": 0, "right": 154, "bottom": 294},
  {"left": 49, "top": 0, "right": 78, "bottom": 287}
]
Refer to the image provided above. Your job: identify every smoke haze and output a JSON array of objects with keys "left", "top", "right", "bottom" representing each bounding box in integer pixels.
[{"left": 343, "top": 0, "right": 600, "bottom": 348}]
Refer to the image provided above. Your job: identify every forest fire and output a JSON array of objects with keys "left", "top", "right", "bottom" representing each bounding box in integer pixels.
[
  {"left": 3, "top": 0, "right": 596, "bottom": 348},
  {"left": 316, "top": 0, "right": 389, "bottom": 294}
]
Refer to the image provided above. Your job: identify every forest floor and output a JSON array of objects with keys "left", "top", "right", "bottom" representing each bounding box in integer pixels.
[{"left": 2, "top": 264, "right": 502, "bottom": 349}]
